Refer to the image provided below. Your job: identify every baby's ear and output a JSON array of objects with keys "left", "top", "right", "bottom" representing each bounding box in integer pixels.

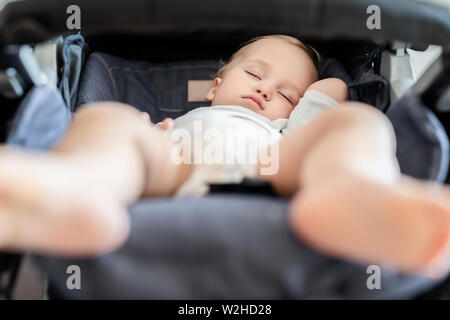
[{"left": 205, "top": 77, "right": 222, "bottom": 101}]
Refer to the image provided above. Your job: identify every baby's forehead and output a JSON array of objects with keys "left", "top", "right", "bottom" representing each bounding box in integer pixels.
[
  {"left": 238, "top": 41, "right": 312, "bottom": 66},
  {"left": 228, "top": 38, "right": 318, "bottom": 83},
  {"left": 234, "top": 55, "right": 286, "bottom": 71},
  {"left": 236, "top": 53, "right": 309, "bottom": 78}
]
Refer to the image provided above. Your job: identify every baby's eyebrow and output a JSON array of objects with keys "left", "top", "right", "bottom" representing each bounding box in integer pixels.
[{"left": 247, "top": 59, "right": 271, "bottom": 70}]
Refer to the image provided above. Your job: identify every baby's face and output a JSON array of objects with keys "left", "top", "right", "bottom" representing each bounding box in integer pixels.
[{"left": 205, "top": 38, "right": 318, "bottom": 120}]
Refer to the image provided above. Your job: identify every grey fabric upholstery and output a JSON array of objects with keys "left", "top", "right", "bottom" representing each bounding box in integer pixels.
[
  {"left": 7, "top": 85, "right": 71, "bottom": 150},
  {"left": 34, "top": 195, "right": 439, "bottom": 299},
  {"left": 75, "top": 53, "right": 219, "bottom": 120},
  {"left": 387, "top": 94, "right": 449, "bottom": 182}
]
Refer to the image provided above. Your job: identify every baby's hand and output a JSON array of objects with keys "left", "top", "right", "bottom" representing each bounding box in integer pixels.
[
  {"left": 141, "top": 112, "right": 174, "bottom": 130},
  {"left": 157, "top": 117, "right": 174, "bottom": 131},
  {"left": 307, "top": 78, "right": 349, "bottom": 102}
]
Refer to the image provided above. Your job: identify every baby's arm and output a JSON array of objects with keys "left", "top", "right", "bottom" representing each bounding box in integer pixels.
[
  {"left": 306, "top": 78, "right": 349, "bottom": 102},
  {"left": 282, "top": 78, "right": 348, "bottom": 135}
]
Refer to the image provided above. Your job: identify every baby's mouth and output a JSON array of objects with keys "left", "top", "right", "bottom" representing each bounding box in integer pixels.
[{"left": 242, "top": 96, "right": 264, "bottom": 110}]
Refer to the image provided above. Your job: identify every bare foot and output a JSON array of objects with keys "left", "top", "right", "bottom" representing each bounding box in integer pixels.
[
  {"left": 288, "top": 174, "right": 450, "bottom": 277},
  {"left": 0, "top": 146, "right": 130, "bottom": 256}
]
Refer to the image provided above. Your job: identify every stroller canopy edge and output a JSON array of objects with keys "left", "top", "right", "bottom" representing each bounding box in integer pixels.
[{"left": 0, "top": 0, "right": 449, "bottom": 50}]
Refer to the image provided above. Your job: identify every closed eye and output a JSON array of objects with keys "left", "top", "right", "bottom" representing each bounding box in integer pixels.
[
  {"left": 279, "top": 92, "right": 293, "bottom": 104},
  {"left": 245, "top": 70, "right": 261, "bottom": 80}
]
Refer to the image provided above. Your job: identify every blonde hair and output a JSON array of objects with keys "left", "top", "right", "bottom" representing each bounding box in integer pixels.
[{"left": 215, "top": 34, "right": 322, "bottom": 79}]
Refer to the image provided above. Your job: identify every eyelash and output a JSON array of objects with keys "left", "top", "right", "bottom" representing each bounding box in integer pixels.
[
  {"left": 280, "top": 93, "right": 292, "bottom": 104},
  {"left": 246, "top": 70, "right": 261, "bottom": 80},
  {"left": 246, "top": 70, "right": 293, "bottom": 104}
]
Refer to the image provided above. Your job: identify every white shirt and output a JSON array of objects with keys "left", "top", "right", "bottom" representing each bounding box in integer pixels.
[
  {"left": 166, "top": 89, "right": 338, "bottom": 196},
  {"left": 170, "top": 89, "right": 338, "bottom": 136}
]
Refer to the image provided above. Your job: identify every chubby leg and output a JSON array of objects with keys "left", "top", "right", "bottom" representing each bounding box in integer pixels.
[
  {"left": 258, "top": 102, "right": 450, "bottom": 276},
  {"left": 0, "top": 102, "right": 191, "bottom": 256}
]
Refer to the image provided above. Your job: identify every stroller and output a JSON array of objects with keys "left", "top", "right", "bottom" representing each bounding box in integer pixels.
[{"left": 0, "top": 0, "right": 449, "bottom": 299}]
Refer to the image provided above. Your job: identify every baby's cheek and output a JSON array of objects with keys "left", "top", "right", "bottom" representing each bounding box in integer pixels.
[
  {"left": 266, "top": 106, "right": 288, "bottom": 121},
  {"left": 279, "top": 104, "right": 294, "bottom": 119}
]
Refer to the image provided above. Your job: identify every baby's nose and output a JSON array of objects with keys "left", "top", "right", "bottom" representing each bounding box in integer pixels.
[{"left": 256, "top": 88, "right": 271, "bottom": 100}]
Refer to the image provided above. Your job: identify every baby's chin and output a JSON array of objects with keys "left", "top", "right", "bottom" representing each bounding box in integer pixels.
[
  {"left": 213, "top": 104, "right": 285, "bottom": 121},
  {"left": 239, "top": 106, "right": 290, "bottom": 121},
  {"left": 212, "top": 102, "right": 264, "bottom": 115}
]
